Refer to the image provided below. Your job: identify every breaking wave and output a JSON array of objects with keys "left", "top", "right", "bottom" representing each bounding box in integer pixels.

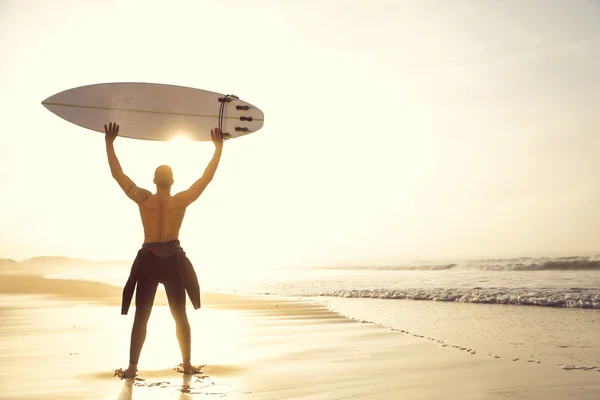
[
  {"left": 326, "top": 264, "right": 458, "bottom": 271},
  {"left": 474, "top": 258, "right": 600, "bottom": 271},
  {"left": 324, "top": 256, "right": 600, "bottom": 272},
  {"left": 316, "top": 287, "right": 600, "bottom": 309}
]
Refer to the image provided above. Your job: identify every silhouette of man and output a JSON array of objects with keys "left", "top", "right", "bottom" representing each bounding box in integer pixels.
[{"left": 104, "top": 122, "right": 224, "bottom": 378}]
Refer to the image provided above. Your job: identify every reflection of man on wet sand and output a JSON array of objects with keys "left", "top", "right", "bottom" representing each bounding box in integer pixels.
[{"left": 104, "top": 122, "right": 224, "bottom": 378}]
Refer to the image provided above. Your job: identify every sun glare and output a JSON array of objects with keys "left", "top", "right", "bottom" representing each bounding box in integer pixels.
[
  {"left": 167, "top": 134, "right": 194, "bottom": 159},
  {"left": 170, "top": 134, "right": 192, "bottom": 143}
]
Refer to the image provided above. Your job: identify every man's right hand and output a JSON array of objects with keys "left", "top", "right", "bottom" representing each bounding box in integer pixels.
[
  {"left": 105, "top": 122, "right": 119, "bottom": 145},
  {"left": 210, "top": 127, "right": 224, "bottom": 149}
]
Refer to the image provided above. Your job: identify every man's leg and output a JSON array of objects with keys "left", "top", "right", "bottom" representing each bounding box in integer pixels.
[
  {"left": 163, "top": 275, "right": 196, "bottom": 373},
  {"left": 122, "top": 277, "right": 159, "bottom": 378}
]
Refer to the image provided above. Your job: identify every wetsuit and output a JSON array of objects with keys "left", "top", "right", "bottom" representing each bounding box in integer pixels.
[{"left": 121, "top": 240, "right": 201, "bottom": 366}]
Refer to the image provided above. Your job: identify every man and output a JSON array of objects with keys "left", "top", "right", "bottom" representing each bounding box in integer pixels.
[{"left": 104, "top": 122, "right": 224, "bottom": 378}]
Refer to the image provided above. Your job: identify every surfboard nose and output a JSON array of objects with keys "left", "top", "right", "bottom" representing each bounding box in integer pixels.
[{"left": 41, "top": 94, "right": 56, "bottom": 107}]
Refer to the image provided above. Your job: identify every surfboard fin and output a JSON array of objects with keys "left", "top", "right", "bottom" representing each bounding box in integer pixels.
[{"left": 218, "top": 95, "right": 239, "bottom": 103}]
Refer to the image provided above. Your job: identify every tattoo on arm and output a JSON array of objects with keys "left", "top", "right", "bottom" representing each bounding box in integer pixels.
[{"left": 125, "top": 184, "right": 152, "bottom": 205}]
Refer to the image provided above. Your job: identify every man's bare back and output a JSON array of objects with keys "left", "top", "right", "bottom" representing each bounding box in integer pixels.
[
  {"left": 138, "top": 194, "right": 187, "bottom": 243},
  {"left": 104, "top": 122, "right": 224, "bottom": 378}
]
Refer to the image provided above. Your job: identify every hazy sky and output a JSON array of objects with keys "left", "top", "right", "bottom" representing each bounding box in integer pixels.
[{"left": 1, "top": 0, "right": 600, "bottom": 267}]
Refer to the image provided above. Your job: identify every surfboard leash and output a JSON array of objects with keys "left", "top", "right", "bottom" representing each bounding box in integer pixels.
[{"left": 218, "top": 94, "right": 238, "bottom": 141}]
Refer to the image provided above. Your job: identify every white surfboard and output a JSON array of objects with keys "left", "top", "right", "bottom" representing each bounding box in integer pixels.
[{"left": 41, "top": 82, "right": 265, "bottom": 141}]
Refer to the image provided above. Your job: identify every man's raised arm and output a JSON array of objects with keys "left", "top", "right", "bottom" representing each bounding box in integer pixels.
[
  {"left": 105, "top": 122, "right": 151, "bottom": 206},
  {"left": 175, "top": 127, "right": 224, "bottom": 206}
]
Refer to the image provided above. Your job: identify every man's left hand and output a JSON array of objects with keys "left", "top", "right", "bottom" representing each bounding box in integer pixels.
[{"left": 105, "top": 122, "right": 120, "bottom": 144}]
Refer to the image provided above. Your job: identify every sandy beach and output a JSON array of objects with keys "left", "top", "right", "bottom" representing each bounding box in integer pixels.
[
  {"left": 0, "top": 274, "right": 598, "bottom": 399},
  {"left": 3, "top": 0, "right": 600, "bottom": 398}
]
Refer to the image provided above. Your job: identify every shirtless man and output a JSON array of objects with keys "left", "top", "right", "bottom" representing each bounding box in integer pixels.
[{"left": 104, "top": 122, "right": 224, "bottom": 378}]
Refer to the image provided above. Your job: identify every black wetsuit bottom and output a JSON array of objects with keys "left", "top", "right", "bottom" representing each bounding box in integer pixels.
[{"left": 129, "top": 251, "right": 191, "bottom": 366}]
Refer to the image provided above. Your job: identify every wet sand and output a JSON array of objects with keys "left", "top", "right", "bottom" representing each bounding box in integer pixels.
[{"left": 1, "top": 274, "right": 599, "bottom": 399}]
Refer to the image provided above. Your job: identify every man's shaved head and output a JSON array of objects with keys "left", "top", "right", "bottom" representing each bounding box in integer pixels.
[{"left": 154, "top": 165, "right": 174, "bottom": 189}]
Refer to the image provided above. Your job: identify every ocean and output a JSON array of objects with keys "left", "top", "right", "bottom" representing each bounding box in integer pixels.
[{"left": 48, "top": 255, "right": 600, "bottom": 309}]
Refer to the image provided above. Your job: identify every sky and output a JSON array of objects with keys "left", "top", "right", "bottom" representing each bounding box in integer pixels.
[{"left": 1, "top": 0, "right": 600, "bottom": 268}]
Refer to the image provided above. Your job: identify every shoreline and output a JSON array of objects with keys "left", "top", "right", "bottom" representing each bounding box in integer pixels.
[{"left": 4, "top": 271, "right": 600, "bottom": 310}]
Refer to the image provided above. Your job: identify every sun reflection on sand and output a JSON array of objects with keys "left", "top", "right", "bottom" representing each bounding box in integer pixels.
[{"left": 138, "top": 307, "right": 249, "bottom": 370}]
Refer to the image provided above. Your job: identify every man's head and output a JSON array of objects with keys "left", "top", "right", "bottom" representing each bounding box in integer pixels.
[{"left": 154, "top": 165, "right": 174, "bottom": 189}]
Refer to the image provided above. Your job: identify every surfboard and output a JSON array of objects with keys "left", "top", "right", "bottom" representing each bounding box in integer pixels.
[{"left": 41, "top": 82, "right": 265, "bottom": 141}]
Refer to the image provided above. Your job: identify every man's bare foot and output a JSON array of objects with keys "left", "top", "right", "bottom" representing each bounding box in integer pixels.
[
  {"left": 182, "top": 363, "right": 201, "bottom": 375},
  {"left": 120, "top": 365, "right": 138, "bottom": 379}
]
